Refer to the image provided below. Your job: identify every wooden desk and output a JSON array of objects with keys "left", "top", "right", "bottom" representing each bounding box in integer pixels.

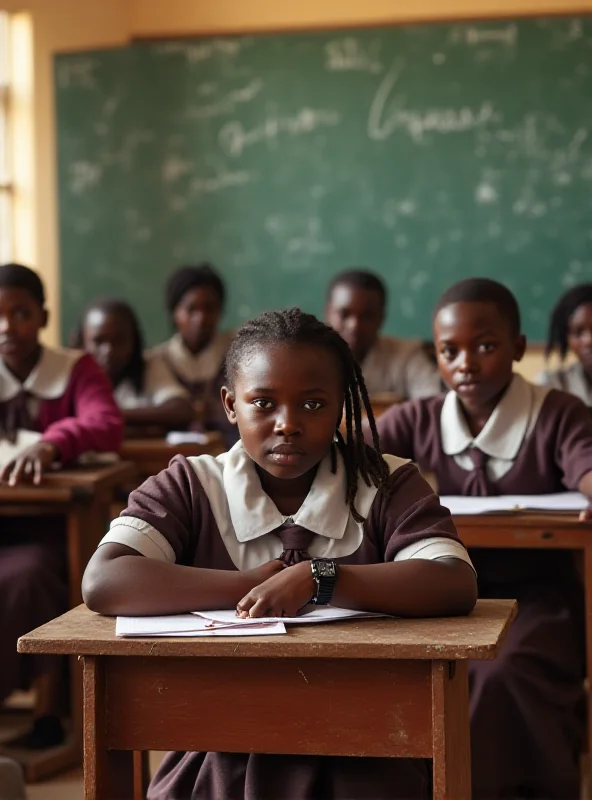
[
  {"left": 369, "top": 393, "right": 401, "bottom": 419},
  {"left": 455, "top": 513, "right": 592, "bottom": 756},
  {"left": 119, "top": 434, "right": 225, "bottom": 481},
  {"left": 0, "top": 462, "right": 136, "bottom": 781},
  {"left": 18, "top": 600, "right": 516, "bottom": 800}
]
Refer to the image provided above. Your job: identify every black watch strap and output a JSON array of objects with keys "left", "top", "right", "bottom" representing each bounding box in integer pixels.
[{"left": 311, "top": 559, "right": 339, "bottom": 605}]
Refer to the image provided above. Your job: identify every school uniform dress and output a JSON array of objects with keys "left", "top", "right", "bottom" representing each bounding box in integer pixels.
[
  {"left": 537, "top": 361, "right": 592, "bottom": 406},
  {"left": 100, "top": 441, "right": 473, "bottom": 800},
  {"left": 151, "top": 331, "right": 236, "bottom": 445},
  {"left": 113, "top": 353, "right": 189, "bottom": 410},
  {"left": 0, "top": 347, "right": 123, "bottom": 703},
  {"left": 360, "top": 336, "right": 442, "bottom": 399},
  {"left": 375, "top": 374, "right": 592, "bottom": 799}
]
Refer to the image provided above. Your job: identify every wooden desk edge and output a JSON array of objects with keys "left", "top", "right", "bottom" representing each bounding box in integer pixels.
[{"left": 18, "top": 599, "right": 517, "bottom": 660}]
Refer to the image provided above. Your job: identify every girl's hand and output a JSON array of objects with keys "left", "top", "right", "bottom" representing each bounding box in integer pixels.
[
  {"left": 237, "top": 561, "right": 316, "bottom": 618},
  {"left": 243, "top": 559, "right": 286, "bottom": 589},
  {"left": 0, "top": 441, "right": 59, "bottom": 486}
]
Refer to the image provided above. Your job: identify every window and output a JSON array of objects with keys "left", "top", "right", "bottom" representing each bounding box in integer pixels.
[{"left": 0, "top": 11, "right": 11, "bottom": 262}]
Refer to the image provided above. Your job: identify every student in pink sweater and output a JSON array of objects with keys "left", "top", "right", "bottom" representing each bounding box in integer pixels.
[{"left": 0, "top": 263, "right": 123, "bottom": 748}]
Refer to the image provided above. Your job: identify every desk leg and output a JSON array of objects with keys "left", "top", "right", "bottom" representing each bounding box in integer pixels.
[
  {"left": 431, "top": 660, "right": 471, "bottom": 800},
  {"left": 83, "top": 657, "right": 134, "bottom": 800}
]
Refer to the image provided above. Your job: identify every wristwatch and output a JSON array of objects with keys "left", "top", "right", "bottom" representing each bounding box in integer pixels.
[{"left": 310, "top": 559, "right": 340, "bottom": 605}]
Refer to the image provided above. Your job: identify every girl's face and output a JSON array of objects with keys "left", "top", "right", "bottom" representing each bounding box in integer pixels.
[
  {"left": 325, "top": 284, "right": 384, "bottom": 363},
  {"left": 434, "top": 300, "right": 525, "bottom": 416},
  {"left": 82, "top": 309, "right": 134, "bottom": 384},
  {"left": 222, "top": 343, "right": 343, "bottom": 484},
  {"left": 173, "top": 286, "right": 221, "bottom": 354},
  {"left": 0, "top": 287, "right": 46, "bottom": 371},
  {"left": 567, "top": 302, "right": 592, "bottom": 372}
]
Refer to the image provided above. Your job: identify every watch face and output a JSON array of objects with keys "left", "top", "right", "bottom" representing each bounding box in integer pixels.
[{"left": 316, "top": 560, "right": 337, "bottom": 578}]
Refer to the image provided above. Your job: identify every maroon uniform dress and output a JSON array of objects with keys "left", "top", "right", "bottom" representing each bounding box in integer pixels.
[
  {"left": 374, "top": 375, "right": 592, "bottom": 799},
  {"left": 0, "top": 348, "right": 123, "bottom": 702},
  {"left": 101, "top": 442, "right": 473, "bottom": 800}
]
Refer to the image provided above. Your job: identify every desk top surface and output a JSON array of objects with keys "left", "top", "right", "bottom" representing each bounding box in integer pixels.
[
  {"left": 18, "top": 599, "right": 516, "bottom": 661},
  {"left": 0, "top": 460, "right": 136, "bottom": 503},
  {"left": 119, "top": 434, "right": 225, "bottom": 460},
  {"left": 454, "top": 512, "right": 591, "bottom": 529}
]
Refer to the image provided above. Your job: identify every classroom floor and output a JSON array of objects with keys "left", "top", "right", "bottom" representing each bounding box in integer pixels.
[{"left": 0, "top": 694, "right": 163, "bottom": 799}]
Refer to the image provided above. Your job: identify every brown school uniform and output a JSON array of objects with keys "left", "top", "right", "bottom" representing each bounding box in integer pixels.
[
  {"left": 360, "top": 336, "right": 442, "bottom": 399},
  {"left": 151, "top": 331, "right": 236, "bottom": 445},
  {"left": 374, "top": 374, "right": 592, "bottom": 799},
  {"left": 537, "top": 361, "right": 592, "bottom": 406},
  {"left": 0, "top": 347, "right": 123, "bottom": 703},
  {"left": 100, "top": 441, "right": 473, "bottom": 800}
]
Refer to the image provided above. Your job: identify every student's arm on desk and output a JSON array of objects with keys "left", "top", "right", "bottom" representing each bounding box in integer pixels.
[
  {"left": 82, "top": 543, "right": 284, "bottom": 616},
  {"left": 81, "top": 455, "right": 285, "bottom": 615},
  {"left": 238, "top": 465, "right": 477, "bottom": 619}
]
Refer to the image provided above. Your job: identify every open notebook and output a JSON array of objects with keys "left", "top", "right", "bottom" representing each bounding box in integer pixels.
[
  {"left": 440, "top": 492, "right": 589, "bottom": 515},
  {"left": 116, "top": 606, "right": 386, "bottom": 638}
]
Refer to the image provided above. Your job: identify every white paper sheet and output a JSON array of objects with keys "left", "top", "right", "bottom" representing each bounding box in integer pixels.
[
  {"left": 0, "top": 429, "right": 41, "bottom": 470},
  {"left": 440, "top": 492, "right": 589, "bottom": 515},
  {"left": 166, "top": 431, "right": 211, "bottom": 446},
  {"left": 116, "top": 614, "right": 286, "bottom": 637},
  {"left": 194, "top": 605, "right": 387, "bottom": 626}
]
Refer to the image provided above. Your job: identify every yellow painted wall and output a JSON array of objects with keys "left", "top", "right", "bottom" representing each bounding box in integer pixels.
[
  {"left": 130, "top": 0, "right": 592, "bottom": 37},
  {"left": 2, "top": 0, "right": 129, "bottom": 343},
  {"left": 4, "top": 0, "right": 591, "bottom": 345}
]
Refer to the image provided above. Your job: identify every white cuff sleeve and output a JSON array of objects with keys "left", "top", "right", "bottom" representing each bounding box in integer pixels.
[
  {"left": 99, "top": 516, "right": 176, "bottom": 563},
  {"left": 393, "top": 536, "right": 476, "bottom": 573}
]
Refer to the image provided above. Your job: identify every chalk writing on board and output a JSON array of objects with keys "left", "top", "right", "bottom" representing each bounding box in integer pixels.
[
  {"left": 325, "top": 38, "right": 383, "bottom": 74},
  {"left": 69, "top": 161, "right": 102, "bottom": 195},
  {"left": 153, "top": 38, "right": 251, "bottom": 64},
  {"left": 162, "top": 156, "right": 194, "bottom": 183},
  {"left": 190, "top": 169, "right": 254, "bottom": 196},
  {"left": 219, "top": 108, "right": 340, "bottom": 157},
  {"left": 368, "top": 61, "right": 499, "bottom": 142},
  {"left": 187, "top": 79, "right": 264, "bottom": 120},
  {"left": 450, "top": 24, "right": 517, "bottom": 47},
  {"left": 57, "top": 59, "right": 99, "bottom": 89}
]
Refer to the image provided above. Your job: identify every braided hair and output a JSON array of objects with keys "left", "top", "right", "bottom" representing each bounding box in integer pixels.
[
  {"left": 225, "top": 307, "right": 389, "bottom": 522},
  {"left": 72, "top": 298, "right": 146, "bottom": 394},
  {"left": 545, "top": 284, "right": 592, "bottom": 361}
]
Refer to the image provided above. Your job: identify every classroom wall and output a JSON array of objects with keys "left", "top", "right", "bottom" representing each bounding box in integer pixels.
[
  {"left": 2, "top": 0, "right": 130, "bottom": 343},
  {"left": 4, "top": 0, "right": 589, "bottom": 350}
]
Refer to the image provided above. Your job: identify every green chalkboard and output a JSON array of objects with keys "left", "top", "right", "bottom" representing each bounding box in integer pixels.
[{"left": 55, "top": 17, "right": 592, "bottom": 344}]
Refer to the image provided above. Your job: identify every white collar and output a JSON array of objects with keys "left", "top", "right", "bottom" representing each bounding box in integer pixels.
[
  {"left": 441, "top": 373, "right": 539, "bottom": 461},
  {"left": 221, "top": 440, "right": 402, "bottom": 543},
  {"left": 0, "top": 347, "right": 83, "bottom": 402},
  {"left": 165, "top": 332, "right": 231, "bottom": 383}
]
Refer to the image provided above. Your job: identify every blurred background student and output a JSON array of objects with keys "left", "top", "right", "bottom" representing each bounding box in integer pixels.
[{"left": 75, "top": 298, "right": 194, "bottom": 435}]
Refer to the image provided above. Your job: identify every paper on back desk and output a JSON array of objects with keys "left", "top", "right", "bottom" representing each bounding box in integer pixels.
[
  {"left": 440, "top": 492, "right": 589, "bottom": 515},
  {"left": 0, "top": 430, "right": 41, "bottom": 470},
  {"left": 194, "top": 606, "right": 387, "bottom": 626},
  {"left": 116, "top": 614, "right": 286, "bottom": 637}
]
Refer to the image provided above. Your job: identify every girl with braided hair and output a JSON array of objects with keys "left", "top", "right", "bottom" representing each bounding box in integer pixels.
[
  {"left": 538, "top": 283, "right": 592, "bottom": 405},
  {"left": 83, "top": 307, "right": 476, "bottom": 800}
]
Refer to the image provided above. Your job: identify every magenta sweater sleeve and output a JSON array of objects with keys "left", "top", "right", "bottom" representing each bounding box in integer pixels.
[{"left": 42, "top": 354, "right": 124, "bottom": 463}]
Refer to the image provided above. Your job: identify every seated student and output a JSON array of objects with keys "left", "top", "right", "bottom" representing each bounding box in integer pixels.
[
  {"left": 373, "top": 278, "right": 592, "bottom": 800},
  {"left": 152, "top": 263, "right": 232, "bottom": 413},
  {"left": 325, "top": 269, "right": 441, "bottom": 399},
  {"left": 74, "top": 298, "right": 194, "bottom": 434},
  {"left": 82, "top": 308, "right": 477, "bottom": 800},
  {"left": 0, "top": 263, "right": 123, "bottom": 748},
  {"left": 538, "top": 283, "right": 592, "bottom": 405}
]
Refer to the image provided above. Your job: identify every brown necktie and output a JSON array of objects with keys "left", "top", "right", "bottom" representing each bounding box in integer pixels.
[
  {"left": 462, "top": 447, "right": 496, "bottom": 496},
  {"left": 275, "top": 523, "right": 314, "bottom": 566}
]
